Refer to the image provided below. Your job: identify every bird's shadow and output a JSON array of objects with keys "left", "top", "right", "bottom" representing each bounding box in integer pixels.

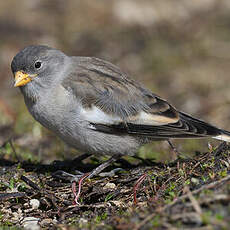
[{"left": 0, "top": 153, "right": 165, "bottom": 176}]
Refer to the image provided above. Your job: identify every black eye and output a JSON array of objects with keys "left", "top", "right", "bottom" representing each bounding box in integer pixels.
[{"left": 34, "top": 61, "right": 42, "bottom": 69}]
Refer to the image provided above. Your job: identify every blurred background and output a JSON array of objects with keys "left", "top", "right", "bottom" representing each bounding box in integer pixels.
[{"left": 1, "top": 0, "right": 230, "bottom": 163}]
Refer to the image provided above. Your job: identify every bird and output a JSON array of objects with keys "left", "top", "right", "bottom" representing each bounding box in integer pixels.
[{"left": 11, "top": 45, "right": 230, "bottom": 179}]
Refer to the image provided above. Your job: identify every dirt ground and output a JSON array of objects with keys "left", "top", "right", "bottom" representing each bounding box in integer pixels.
[
  {"left": 1, "top": 127, "right": 230, "bottom": 229},
  {"left": 1, "top": 0, "right": 230, "bottom": 229}
]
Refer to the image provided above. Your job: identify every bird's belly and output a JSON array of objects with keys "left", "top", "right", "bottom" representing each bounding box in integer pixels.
[
  {"left": 48, "top": 120, "right": 141, "bottom": 156},
  {"left": 55, "top": 120, "right": 142, "bottom": 156},
  {"left": 28, "top": 102, "right": 143, "bottom": 156},
  {"left": 62, "top": 128, "right": 142, "bottom": 156}
]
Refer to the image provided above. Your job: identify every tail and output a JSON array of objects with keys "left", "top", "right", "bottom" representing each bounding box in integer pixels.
[
  {"left": 92, "top": 110, "right": 230, "bottom": 142},
  {"left": 179, "top": 112, "right": 230, "bottom": 143},
  {"left": 214, "top": 130, "right": 230, "bottom": 142}
]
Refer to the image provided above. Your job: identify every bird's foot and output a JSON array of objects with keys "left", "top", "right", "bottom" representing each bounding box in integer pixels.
[
  {"left": 98, "top": 168, "right": 123, "bottom": 177},
  {"left": 52, "top": 170, "right": 84, "bottom": 182},
  {"left": 52, "top": 154, "right": 122, "bottom": 205}
]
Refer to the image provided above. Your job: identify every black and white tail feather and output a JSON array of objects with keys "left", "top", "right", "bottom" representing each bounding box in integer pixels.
[{"left": 90, "top": 111, "right": 230, "bottom": 142}]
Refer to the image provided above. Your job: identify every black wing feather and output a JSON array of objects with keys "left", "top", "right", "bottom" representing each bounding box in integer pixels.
[{"left": 91, "top": 111, "right": 222, "bottom": 139}]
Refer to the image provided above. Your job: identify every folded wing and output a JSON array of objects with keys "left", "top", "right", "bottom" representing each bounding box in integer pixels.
[{"left": 62, "top": 57, "right": 223, "bottom": 139}]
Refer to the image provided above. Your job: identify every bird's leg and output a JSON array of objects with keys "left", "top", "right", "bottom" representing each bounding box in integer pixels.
[
  {"left": 73, "top": 154, "right": 121, "bottom": 206},
  {"left": 52, "top": 154, "right": 122, "bottom": 205},
  {"left": 70, "top": 154, "right": 122, "bottom": 180},
  {"left": 56, "top": 154, "right": 122, "bottom": 205},
  {"left": 52, "top": 153, "right": 92, "bottom": 181},
  {"left": 167, "top": 139, "right": 179, "bottom": 159},
  {"left": 52, "top": 170, "right": 84, "bottom": 181},
  {"left": 52, "top": 154, "right": 122, "bottom": 182},
  {"left": 87, "top": 154, "right": 122, "bottom": 179}
]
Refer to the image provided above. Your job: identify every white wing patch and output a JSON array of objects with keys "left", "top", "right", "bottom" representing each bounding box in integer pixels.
[
  {"left": 80, "top": 105, "right": 122, "bottom": 124},
  {"left": 81, "top": 105, "right": 178, "bottom": 126}
]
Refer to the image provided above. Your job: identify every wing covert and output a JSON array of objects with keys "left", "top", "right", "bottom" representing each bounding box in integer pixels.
[{"left": 62, "top": 57, "right": 179, "bottom": 126}]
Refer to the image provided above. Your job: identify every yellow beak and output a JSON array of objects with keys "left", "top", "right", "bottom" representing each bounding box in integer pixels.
[{"left": 14, "top": 71, "right": 37, "bottom": 87}]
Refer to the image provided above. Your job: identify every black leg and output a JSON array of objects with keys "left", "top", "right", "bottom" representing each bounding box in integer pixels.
[
  {"left": 167, "top": 139, "right": 179, "bottom": 158},
  {"left": 87, "top": 154, "right": 121, "bottom": 179},
  {"left": 52, "top": 154, "right": 122, "bottom": 182},
  {"left": 52, "top": 154, "right": 122, "bottom": 205},
  {"left": 52, "top": 170, "right": 84, "bottom": 182}
]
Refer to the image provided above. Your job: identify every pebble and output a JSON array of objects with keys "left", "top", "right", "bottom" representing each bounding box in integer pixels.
[
  {"left": 79, "top": 218, "right": 88, "bottom": 224},
  {"left": 30, "top": 199, "right": 40, "bottom": 210},
  {"left": 191, "top": 177, "right": 200, "bottom": 185},
  {"left": 40, "top": 218, "right": 53, "bottom": 227},
  {"left": 21, "top": 217, "right": 40, "bottom": 230},
  {"left": 103, "top": 182, "right": 116, "bottom": 189}
]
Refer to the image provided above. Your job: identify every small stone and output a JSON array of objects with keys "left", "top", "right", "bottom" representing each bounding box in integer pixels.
[
  {"left": 21, "top": 217, "right": 40, "bottom": 230},
  {"left": 30, "top": 199, "right": 40, "bottom": 210},
  {"left": 191, "top": 177, "right": 199, "bottom": 185},
  {"left": 40, "top": 218, "right": 53, "bottom": 227},
  {"left": 79, "top": 218, "right": 88, "bottom": 224},
  {"left": 103, "top": 182, "right": 116, "bottom": 189}
]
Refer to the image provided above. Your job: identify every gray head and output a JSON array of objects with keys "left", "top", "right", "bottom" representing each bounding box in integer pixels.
[{"left": 11, "top": 45, "right": 68, "bottom": 95}]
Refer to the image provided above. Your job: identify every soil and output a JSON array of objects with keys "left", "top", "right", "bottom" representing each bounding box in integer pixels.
[{"left": 1, "top": 133, "right": 230, "bottom": 229}]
